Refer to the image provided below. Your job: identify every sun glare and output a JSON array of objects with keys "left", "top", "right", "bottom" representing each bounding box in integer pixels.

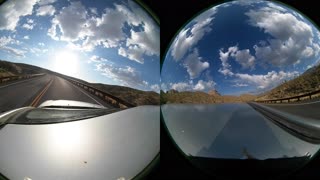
[{"left": 53, "top": 50, "right": 79, "bottom": 77}]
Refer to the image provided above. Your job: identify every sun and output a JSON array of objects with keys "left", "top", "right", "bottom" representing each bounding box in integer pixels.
[{"left": 53, "top": 50, "right": 79, "bottom": 77}]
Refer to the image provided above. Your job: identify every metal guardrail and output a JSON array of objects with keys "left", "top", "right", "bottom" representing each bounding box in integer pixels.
[
  {"left": 63, "top": 77, "right": 135, "bottom": 108},
  {"left": 0, "top": 74, "right": 44, "bottom": 83},
  {"left": 255, "top": 89, "right": 320, "bottom": 103}
]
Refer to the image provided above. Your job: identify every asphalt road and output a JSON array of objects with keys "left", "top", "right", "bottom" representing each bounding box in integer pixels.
[
  {"left": 0, "top": 74, "right": 111, "bottom": 112},
  {"left": 249, "top": 102, "right": 320, "bottom": 143},
  {"left": 263, "top": 101, "right": 320, "bottom": 120}
]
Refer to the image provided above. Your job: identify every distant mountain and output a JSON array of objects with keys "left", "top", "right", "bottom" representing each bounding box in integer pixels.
[
  {"left": 257, "top": 64, "right": 320, "bottom": 100},
  {"left": 161, "top": 89, "right": 256, "bottom": 104},
  {"left": 0, "top": 60, "right": 159, "bottom": 106}
]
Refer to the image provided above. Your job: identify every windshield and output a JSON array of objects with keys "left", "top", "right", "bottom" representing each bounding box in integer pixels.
[
  {"left": 0, "top": 0, "right": 160, "bottom": 113},
  {"left": 0, "top": 0, "right": 160, "bottom": 179}
]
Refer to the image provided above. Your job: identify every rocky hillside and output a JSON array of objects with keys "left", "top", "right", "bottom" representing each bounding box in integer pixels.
[
  {"left": 92, "top": 83, "right": 160, "bottom": 106},
  {"left": 0, "top": 60, "right": 48, "bottom": 77},
  {"left": 161, "top": 89, "right": 256, "bottom": 104},
  {"left": 257, "top": 64, "right": 320, "bottom": 100}
]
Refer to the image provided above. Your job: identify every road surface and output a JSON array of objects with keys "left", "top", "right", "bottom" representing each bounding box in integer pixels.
[
  {"left": 0, "top": 74, "right": 112, "bottom": 112},
  {"left": 249, "top": 102, "right": 320, "bottom": 143},
  {"left": 261, "top": 101, "right": 320, "bottom": 120}
]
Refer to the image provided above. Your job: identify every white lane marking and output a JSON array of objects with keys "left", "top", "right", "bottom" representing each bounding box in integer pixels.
[
  {"left": 0, "top": 76, "right": 42, "bottom": 89},
  {"left": 67, "top": 80, "right": 104, "bottom": 106},
  {"left": 267, "top": 100, "right": 320, "bottom": 106}
]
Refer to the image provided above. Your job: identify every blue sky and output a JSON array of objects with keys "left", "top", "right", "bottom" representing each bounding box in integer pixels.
[
  {"left": 161, "top": 0, "right": 320, "bottom": 95},
  {"left": 0, "top": 0, "right": 160, "bottom": 92}
]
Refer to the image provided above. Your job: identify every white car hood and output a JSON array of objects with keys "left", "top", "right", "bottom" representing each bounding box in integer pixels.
[
  {"left": 0, "top": 106, "right": 159, "bottom": 180},
  {"left": 38, "top": 100, "right": 106, "bottom": 109}
]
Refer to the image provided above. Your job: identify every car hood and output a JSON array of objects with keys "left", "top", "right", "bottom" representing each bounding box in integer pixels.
[
  {"left": 0, "top": 105, "right": 159, "bottom": 180},
  {"left": 38, "top": 100, "right": 106, "bottom": 109}
]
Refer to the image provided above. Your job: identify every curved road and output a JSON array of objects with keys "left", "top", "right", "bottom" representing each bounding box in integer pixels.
[
  {"left": 249, "top": 102, "right": 320, "bottom": 143},
  {"left": 262, "top": 101, "right": 320, "bottom": 120},
  {"left": 0, "top": 74, "right": 111, "bottom": 112}
]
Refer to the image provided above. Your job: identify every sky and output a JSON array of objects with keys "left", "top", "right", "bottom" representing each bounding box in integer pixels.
[
  {"left": 161, "top": 0, "right": 320, "bottom": 95},
  {"left": 0, "top": 0, "right": 160, "bottom": 92}
]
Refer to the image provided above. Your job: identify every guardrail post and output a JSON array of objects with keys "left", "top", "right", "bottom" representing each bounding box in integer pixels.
[{"left": 63, "top": 76, "right": 135, "bottom": 108}]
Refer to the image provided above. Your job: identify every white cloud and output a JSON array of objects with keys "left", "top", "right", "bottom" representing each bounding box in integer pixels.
[
  {"left": 23, "top": 36, "right": 30, "bottom": 40},
  {"left": 36, "top": 5, "right": 55, "bottom": 16},
  {"left": 302, "top": 46, "right": 314, "bottom": 58},
  {"left": 89, "top": 7, "right": 98, "bottom": 15},
  {"left": 84, "top": 5, "right": 127, "bottom": 48},
  {"left": 231, "top": 0, "right": 259, "bottom": 6},
  {"left": 218, "top": 46, "right": 240, "bottom": 76},
  {"left": 118, "top": 45, "right": 145, "bottom": 64},
  {"left": 218, "top": 45, "right": 255, "bottom": 75},
  {"left": 22, "top": 18, "right": 36, "bottom": 30},
  {"left": 219, "top": 68, "right": 234, "bottom": 77},
  {"left": 266, "top": 2, "right": 287, "bottom": 12},
  {"left": 143, "top": 81, "right": 149, "bottom": 86},
  {"left": 89, "top": 55, "right": 109, "bottom": 63},
  {"left": 235, "top": 70, "right": 299, "bottom": 90},
  {"left": 246, "top": 6, "right": 318, "bottom": 67},
  {"left": 38, "top": 42, "right": 45, "bottom": 46},
  {"left": 232, "top": 49, "right": 255, "bottom": 69},
  {"left": 27, "top": 19, "right": 34, "bottom": 24},
  {"left": 232, "top": 83, "right": 248, "bottom": 87},
  {"left": 118, "top": 2, "right": 159, "bottom": 63},
  {"left": 183, "top": 49, "right": 209, "bottom": 79},
  {"left": 122, "top": 23, "right": 159, "bottom": 63},
  {"left": 0, "top": 36, "right": 25, "bottom": 57},
  {"left": 150, "top": 84, "right": 160, "bottom": 92},
  {"left": 171, "top": 7, "right": 217, "bottom": 61},
  {"left": 160, "top": 83, "right": 168, "bottom": 92},
  {"left": 306, "top": 65, "right": 313, "bottom": 69},
  {"left": 193, "top": 80, "right": 216, "bottom": 91},
  {"left": 168, "top": 79, "right": 216, "bottom": 92},
  {"left": 0, "top": 46, "right": 25, "bottom": 57},
  {"left": 22, "top": 23, "right": 34, "bottom": 30},
  {"left": 0, "top": 0, "right": 38, "bottom": 31},
  {"left": 0, "top": 36, "right": 15, "bottom": 46},
  {"left": 49, "top": 1, "right": 88, "bottom": 42},
  {"left": 170, "top": 82, "right": 191, "bottom": 92},
  {"left": 96, "top": 63, "right": 145, "bottom": 88},
  {"left": 218, "top": 48, "right": 234, "bottom": 76},
  {"left": 38, "top": 0, "right": 56, "bottom": 6},
  {"left": 48, "top": 1, "right": 159, "bottom": 64},
  {"left": 29, "top": 47, "right": 48, "bottom": 54},
  {"left": 312, "top": 43, "right": 320, "bottom": 57}
]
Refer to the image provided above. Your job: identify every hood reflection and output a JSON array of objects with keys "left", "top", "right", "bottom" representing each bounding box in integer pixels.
[
  {"left": 47, "top": 123, "right": 87, "bottom": 162},
  {"left": 162, "top": 104, "right": 320, "bottom": 160},
  {"left": 0, "top": 106, "right": 159, "bottom": 180}
]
